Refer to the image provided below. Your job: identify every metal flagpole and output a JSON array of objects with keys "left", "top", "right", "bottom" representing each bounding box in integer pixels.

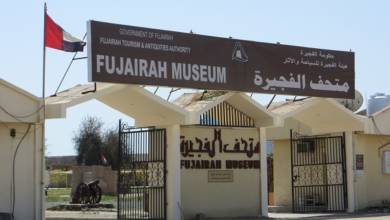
[
  {"left": 40, "top": 3, "right": 47, "bottom": 220},
  {"left": 42, "top": 4, "right": 47, "bottom": 107}
]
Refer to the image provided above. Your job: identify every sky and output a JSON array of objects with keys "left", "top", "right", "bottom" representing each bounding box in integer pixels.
[{"left": 1, "top": 1, "right": 389, "bottom": 156}]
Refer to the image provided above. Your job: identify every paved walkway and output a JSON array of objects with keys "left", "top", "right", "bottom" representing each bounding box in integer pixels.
[
  {"left": 45, "top": 211, "right": 390, "bottom": 220},
  {"left": 45, "top": 211, "right": 116, "bottom": 220},
  {"left": 268, "top": 212, "right": 390, "bottom": 220}
]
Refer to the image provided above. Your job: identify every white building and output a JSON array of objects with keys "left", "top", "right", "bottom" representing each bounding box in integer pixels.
[
  {"left": 0, "top": 79, "right": 44, "bottom": 220},
  {"left": 3, "top": 78, "right": 390, "bottom": 219}
]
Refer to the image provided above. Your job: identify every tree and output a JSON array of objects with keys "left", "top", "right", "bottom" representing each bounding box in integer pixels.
[
  {"left": 73, "top": 116, "right": 104, "bottom": 166},
  {"left": 102, "top": 127, "right": 119, "bottom": 170}
]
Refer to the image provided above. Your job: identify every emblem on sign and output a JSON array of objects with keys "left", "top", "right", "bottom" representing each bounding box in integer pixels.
[{"left": 232, "top": 42, "right": 248, "bottom": 62}]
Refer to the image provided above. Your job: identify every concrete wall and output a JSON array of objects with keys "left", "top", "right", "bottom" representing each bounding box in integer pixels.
[
  {"left": 354, "top": 134, "right": 390, "bottom": 210},
  {"left": 71, "top": 165, "right": 117, "bottom": 195},
  {"left": 180, "top": 126, "right": 261, "bottom": 219},
  {"left": 272, "top": 139, "right": 292, "bottom": 211},
  {"left": 0, "top": 123, "right": 42, "bottom": 220}
]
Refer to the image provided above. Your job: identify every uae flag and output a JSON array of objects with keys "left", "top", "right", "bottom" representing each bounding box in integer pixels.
[{"left": 45, "top": 13, "right": 85, "bottom": 52}]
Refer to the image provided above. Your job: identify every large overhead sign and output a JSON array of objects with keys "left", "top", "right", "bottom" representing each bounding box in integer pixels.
[{"left": 87, "top": 20, "right": 355, "bottom": 98}]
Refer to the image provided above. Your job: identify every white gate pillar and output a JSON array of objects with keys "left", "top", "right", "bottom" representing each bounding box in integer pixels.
[
  {"left": 166, "top": 124, "right": 181, "bottom": 220},
  {"left": 345, "top": 131, "right": 355, "bottom": 213},
  {"left": 260, "top": 127, "right": 268, "bottom": 217}
]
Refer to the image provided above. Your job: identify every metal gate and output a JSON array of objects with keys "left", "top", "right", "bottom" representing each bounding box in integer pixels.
[
  {"left": 118, "top": 121, "right": 166, "bottom": 220},
  {"left": 290, "top": 131, "right": 347, "bottom": 213}
]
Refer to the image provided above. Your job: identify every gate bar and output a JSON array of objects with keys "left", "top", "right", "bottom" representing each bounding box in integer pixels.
[
  {"left": 117, "top": 119, "right": 121, "bottom": 219},
  {"left": 289, "top": 129, "right": 295, "bottom": 212}
]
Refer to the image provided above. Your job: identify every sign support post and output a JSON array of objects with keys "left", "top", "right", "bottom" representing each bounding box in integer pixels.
[
  {"left": 345, "top": 131, "right": 355, "bottom": 212},
  {"left": 260, "top": 127, "right": 268, "bottom": 217}
]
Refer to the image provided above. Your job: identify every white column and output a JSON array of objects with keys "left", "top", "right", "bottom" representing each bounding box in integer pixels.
[
  {"left": 166, "top": 124, "right": 181, "bottom": 220},
  {"left": 259, "top": 128, "right": 268, "bottom": 217},
  {"left": 345, "top": 131, "right": 355, "bottom": 213},
  {"left": 33, "top": 123, "right": 44, "bottom": 220}
]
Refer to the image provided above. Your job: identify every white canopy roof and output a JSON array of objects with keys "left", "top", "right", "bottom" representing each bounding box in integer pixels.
[
  {"left": 46, "top": 84, "right": 276, "bottom": 127},
  {"left": 267, "top": 98, "right": 365, "bottom": 139},
  {"left": 44, "top": 82, "right": 387, "bottom": 137},
  {"left": 46, "top": 83, "right": 188, "bottom": 127}
]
